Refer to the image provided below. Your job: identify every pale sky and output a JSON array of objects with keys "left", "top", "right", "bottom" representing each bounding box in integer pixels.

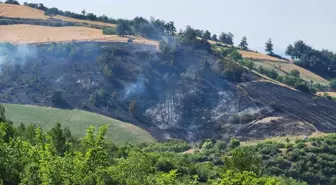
[{"left": 19, "top": 0, "right": 336, "bottom": 55}]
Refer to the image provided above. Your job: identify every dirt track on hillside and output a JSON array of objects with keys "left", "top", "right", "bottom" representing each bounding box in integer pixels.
[{"left": 0, "top": 24, "right": 159, "bottom": 46}]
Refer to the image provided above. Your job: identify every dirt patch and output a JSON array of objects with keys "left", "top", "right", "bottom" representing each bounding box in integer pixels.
[
  {"left": 0, "top": 24, "right": 159, "bottom": 46},
  {"left": 317, "top": 92, "right": 336, "bottom": 97},
  {"left": 0, "top": 4, "right": 116, "bottom": 27}
]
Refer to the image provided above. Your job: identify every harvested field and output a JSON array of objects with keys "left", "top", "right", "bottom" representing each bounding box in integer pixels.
[
  {"left": 0, "top": 4, "right": 116, "bottom": 27},
  {"left": 251, "top": 59, "right": 329, "bottom": 85},
  {"left": 0, "top": 24, "right": 159, "bottom": 46},
  {"left": 317, "top": 91, "right": 336, "bottom": 97},
  {"left": 239, "top": 50, "right": 286, "bottom": 62}
]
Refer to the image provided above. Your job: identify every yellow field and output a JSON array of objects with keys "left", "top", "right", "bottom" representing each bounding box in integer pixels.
[
  {"left": 238, "top": 50, "right": 286, "bottom": 62},
  {"left": 0, "top": 24, "right": 159, "bottom": 46},
  {"left": 251, "top": 59, "right": 329, "bottom": 85},
  {"left": 0, "top": 4, "right": 116, "bottom": 27},
  {"left": 317, "top": 92, "right": 336, "bottom": 97}
]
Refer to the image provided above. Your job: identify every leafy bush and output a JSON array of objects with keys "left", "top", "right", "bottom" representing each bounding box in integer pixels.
[
  {"left": 102, "top": 27, "right": 116, "bottom": 35},
  {"left": 290, "top": 69, "right": 300, "bottom": 78},
  {"left": 330, "top": 78, "right": 336, "bottom": 90}
]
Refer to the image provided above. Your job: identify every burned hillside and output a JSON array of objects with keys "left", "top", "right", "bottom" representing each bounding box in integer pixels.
[{"left": 0, "top": 42, "right": 335, "bottom": 142}]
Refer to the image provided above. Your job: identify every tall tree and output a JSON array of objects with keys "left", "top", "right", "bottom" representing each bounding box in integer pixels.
[
  {"left": 164, "top": 21, "right": 176, "bottom": 36},
  {"left": 219, "top": 32, "right": 234, "bottom": 45},
  {"left": 203, "top": 30, "right": 211, "bottom": 40},
  {"left": 212, "top": 34, "right": 218, "bottom": 41},
  {"left": 81, "top": 9, "right": 86, "bottom": 16},
  {"left": 239, "top": 36, "right": 248, "bottom": 50},
  {"left": 265, "top": 38, "right": 274, "bottom": 54},
  {"left": 44, "top": 8, "right": 58, "bottom": 18}
]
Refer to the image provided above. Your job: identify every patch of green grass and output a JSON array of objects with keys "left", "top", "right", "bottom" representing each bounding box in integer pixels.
[{"left": 2, "top": 103, "right": 155, "bottom": 145}]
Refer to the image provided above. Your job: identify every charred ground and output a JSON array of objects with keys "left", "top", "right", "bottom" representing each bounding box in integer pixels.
[{"left": 0, "top": 42, "right": 335, "bottom": 142}]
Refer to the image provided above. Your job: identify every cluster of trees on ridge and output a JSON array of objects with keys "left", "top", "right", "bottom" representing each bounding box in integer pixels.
[
  {"left": 1, "top": 104, "right": 332, "bottom": 185},
  {"left": 286, "top": 40, "right": 336, "bottom": 80}
]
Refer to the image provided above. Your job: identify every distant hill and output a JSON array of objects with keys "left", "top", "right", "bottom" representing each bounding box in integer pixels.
[
  {"left": 3, "top": 103, "right": 155, "bottom": 145},
  {"left": 0, "top": 4, "right": 116, "bottom": 27}
]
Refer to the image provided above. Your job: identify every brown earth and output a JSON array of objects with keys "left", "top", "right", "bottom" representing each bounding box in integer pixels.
[
  {"left": 0, "top": 24, "right": 159, "bottom": 46},
  {"left": 0, "top": 4, "right": 116, "bottom": 27}
]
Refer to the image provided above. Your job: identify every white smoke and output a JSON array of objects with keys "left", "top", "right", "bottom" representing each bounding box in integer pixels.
[
  {"left": 0, "top": 43, "right": 37, "bottom": 71},
  {"left": 123, "top": 75, "right": 147, "bottom": 99}
]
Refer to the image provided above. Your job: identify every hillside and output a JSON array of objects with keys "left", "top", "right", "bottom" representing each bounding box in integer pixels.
[
  {"left": 0, "top": 24, "right": 159, "bottom": 45},
  {"left": 0, "top": 4, "right": 116, "bottom": 27},
  {"left": 214, "top": 44, "right": 329, "bottom": 86},
  {"left": 3, "top": 103, "right": 155, "bottom": 144},
  {"left": 1, "top": 42, "right": 335, "bottom": 142}
]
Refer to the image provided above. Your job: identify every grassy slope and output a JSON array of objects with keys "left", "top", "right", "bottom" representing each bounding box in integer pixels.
[
  {"left": 0, "top": 4, "right": 116, "bottom": 27},
  {"left": 3, "top": 103, "right": 155, "bottom": 145}
]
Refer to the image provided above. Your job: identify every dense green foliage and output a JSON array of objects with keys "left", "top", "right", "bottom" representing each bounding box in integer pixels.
[
  {"left": 286, "top": 40, "right": 336, "bottom": 78},
  {"left": 3, "top": 103, "right": 155, "bottom": 145},
  {"left": 102, "top": 27, "right": 116, "bottom": 35},
  {"left": 254, "top": 136, "right": 336, "bottom": 185},
  {"left": 329, "top": 78, "right": 336, "bottom": 90},
  {"left": 0, "top": 104, "right": 313, "bottom": 185},
  {"left": 4, "top": 0, "right": 19, "bottom": 5}
]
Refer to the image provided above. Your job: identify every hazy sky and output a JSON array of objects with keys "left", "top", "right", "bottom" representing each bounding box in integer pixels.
[{"left": 19, "top": 0, "right": 336, "bottom": 55}]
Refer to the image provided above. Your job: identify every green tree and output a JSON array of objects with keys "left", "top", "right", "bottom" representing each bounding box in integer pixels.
[
  {"left": 224, "top": 147, "right": 262, "bottom": 175},
  {"left": 239, "top": 36, "right": 248, "bottom": 50},
  {"left": 228, "top": 138, "right": 240, "bottom": 149},
  {"left": 289, "top": 69, "right": 300, "bottom": 78},
  {"left": 44, "top": 8, "right": 58, "bottom": 18},
  {"left": 212, "top": 170, "right": 279, "bottom": 185},
  {"left": 212, "top": 34, "right": 218, "bottom": 41},
  {"left": 81, "top": 9, "right": 86, "bottom": 16},
  {"left": 0, "top": 104, "right": 5, "bottom": 122},
  {"left": 203, "top": 30, "right": 211, "bottom": 40},
  {"left": 265, "top": 38, "right": 274, "bottom": 54},
  {"left": 330, "top": 78, "right": 336, "bottom": 90},
  {"left": 219, "top": 32, "right": 234, "bottom": 45},
  {"left": 164, "top": 21, "right": 176, "bottom": 36},
  {"left": 116, "top": 19, "right": 132, "bottom": 36},
  {"left": 48, "top": 123, "right": 67, "bottom": 155},
  {"left": 4, "top": 0, "right": 20, "bottom": 5}
]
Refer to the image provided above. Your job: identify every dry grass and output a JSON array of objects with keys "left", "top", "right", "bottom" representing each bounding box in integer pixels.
[
  {"left": 241, "top": 132, "right": 330, "bottom": 146},
  {"left": 252, "top": 59, "right": 329, "bottom": 86},
  {"left": 317, "top": 92, "right": 336, "bottom": 97},
  {"left": 239, "top": 50, "right": 286, "bottom": 62},
  {"left": 0, "top": 4, "right": 116, "bottom": 27},
  {"left": 0, "top": 24, "right": 159, "bottom": 46}
]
